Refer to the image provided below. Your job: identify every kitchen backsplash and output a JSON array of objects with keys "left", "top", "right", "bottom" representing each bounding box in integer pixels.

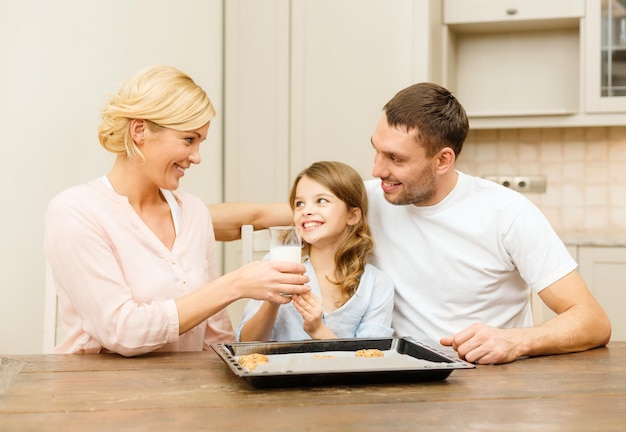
[{"left": 456, "top": 127, "right": 626, "bottom": 234}]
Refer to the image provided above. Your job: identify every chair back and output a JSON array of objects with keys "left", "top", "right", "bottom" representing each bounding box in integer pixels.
[
  {"left": 240, "top": 224, "right": 270, "bottom": 265},
  {"left": 42, "top": 261, "right": 59, "bottom": 353}
]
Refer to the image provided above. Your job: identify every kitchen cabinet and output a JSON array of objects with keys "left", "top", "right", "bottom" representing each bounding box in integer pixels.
[
  {"left": 443, "top": 0, "right": 584, "bottom": 127},
  {"left": 578, "top": 246, "right": 626, "bottom": 341},
  {"left": 444, "top": 0, "right": 585, "bottom": 28},
  {"left": 289, "top": 0, "right": 441, "bottom": 179},
  {"left": 443, "top": 0, "right": 626, "bottom": 128},
  {"left": 532, "top": 245, "right": 626, "bottom": 341},
  {"left": 585, "top": 0, "right": 626, "bottom": 112}
]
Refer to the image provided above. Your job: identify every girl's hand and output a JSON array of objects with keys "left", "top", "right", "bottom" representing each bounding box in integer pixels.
[{"left": 292, "top": 292, "right": 332, "bottom": 338}]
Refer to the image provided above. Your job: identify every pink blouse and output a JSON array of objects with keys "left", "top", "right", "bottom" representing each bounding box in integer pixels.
[{"left": 44, "top": 180, "right": 234, "bottom": 356}]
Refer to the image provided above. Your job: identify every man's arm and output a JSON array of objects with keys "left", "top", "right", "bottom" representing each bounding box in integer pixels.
[
  {"left": 208, "top": 202, "right": 292, "bottom": 241},
  {"left": 441, "top": 270, "right": 611, "bottom": 364},
  {"left": 530, "top": 270, "right": 611, "bottom": 354}
]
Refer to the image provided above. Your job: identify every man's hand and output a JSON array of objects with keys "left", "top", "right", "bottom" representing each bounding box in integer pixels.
[{"left": 440, "top": 323, "right": 524, "bottom": 365}]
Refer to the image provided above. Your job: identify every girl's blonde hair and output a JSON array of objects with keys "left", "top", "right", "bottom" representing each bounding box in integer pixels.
[
  {"left": 289, "top": 161, "right": 374, "bottom": 308},
  {"left": 97, "top": 65, "right": 216, "bottom": 159}
]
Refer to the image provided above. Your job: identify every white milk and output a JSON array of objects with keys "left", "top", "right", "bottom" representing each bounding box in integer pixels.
[{"left": 270, "top": 246, "right": 301, "bottom": 263}]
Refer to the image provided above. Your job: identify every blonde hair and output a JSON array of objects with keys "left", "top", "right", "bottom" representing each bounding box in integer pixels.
[
  {"left": 289, "top": 161, "right": 374, "bottom": 308},
  {"left": 98, "top": 65, "right": 216, "bottom": 159}
]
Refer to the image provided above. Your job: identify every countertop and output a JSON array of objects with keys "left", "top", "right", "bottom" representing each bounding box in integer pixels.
[{"left": 558, "top": 230, "right": 626, "bottom": 247}]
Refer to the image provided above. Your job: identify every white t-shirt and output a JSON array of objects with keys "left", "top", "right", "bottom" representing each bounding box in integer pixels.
[{"left": 365, "top": 171, "right": 576, "bottom": 341}]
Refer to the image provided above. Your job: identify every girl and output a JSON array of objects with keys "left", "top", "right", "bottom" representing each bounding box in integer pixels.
[{"left": 238, "top": 161, "right": 394, "bottom": 341}]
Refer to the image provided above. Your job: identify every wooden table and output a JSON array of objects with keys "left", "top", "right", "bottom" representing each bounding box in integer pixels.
[{"left": 1, "top": 342, "right": 625, "bottom": 431}]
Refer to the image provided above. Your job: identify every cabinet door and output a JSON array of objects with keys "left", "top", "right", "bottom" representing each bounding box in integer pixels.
[
  {"left": 578, "top": 246, "right": 626, "bottom": 340},
  {"left": 224, "top": 0, "right": 291, "bottom": 204},
  {"left": 445, "top": 0, "right": 584, "bottom": 26},
  {"left": 443, "top": 0, "right": 583, "bottom": 123},
  {"left": 290, "top": 0, "right": 441, "bottom": 180},
  {"left": 585, "top": 0, "right": 626, "bottom": 112}
]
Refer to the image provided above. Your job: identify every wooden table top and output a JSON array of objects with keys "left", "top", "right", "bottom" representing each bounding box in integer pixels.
[{"left": 1, "top": 342, "right": 625, "bottom": 431}]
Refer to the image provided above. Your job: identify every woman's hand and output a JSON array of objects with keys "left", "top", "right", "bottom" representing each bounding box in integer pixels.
[{"left": 233, "top": 260, "right": 310, "bottom": 304}]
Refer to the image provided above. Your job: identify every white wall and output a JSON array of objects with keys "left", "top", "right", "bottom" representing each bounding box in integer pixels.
[{"left": 0, "top": 0, "right": 224, "bottom": 354}]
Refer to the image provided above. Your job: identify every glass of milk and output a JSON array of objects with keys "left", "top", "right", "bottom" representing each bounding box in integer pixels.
[{"left": 269, "top": 226, "right": 302, "bottom": 263}]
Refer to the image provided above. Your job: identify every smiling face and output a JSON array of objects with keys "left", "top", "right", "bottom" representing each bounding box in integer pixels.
[
  {"left": 370, "top": 115, "right": 441, "bottom": 206},
  {"left": 292, "top": 175, "right": 361, "bottom": 251},
  {"left": 135, "top": 120, "right": 210, "bottom": 191}
]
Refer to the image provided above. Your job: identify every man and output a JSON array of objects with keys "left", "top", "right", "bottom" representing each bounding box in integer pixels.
[
  {"left": 364, "top": 82, "right": 610, "bottom": 364},
  {"left": 210, "top": 82, "right": 611, "bottom": 364}
]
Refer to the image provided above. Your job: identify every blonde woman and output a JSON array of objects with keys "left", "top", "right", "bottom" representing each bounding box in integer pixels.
[
  {"left": 44, "top": 65, "right": 309, "bottom": 356},
  {"left": 238, "top": 161, "right": 394, "bottom": 341}
]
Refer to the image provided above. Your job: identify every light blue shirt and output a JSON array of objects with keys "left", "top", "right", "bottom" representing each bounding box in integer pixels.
[{"left": 237, "top": 260, "right": 395, "bottom": 341}]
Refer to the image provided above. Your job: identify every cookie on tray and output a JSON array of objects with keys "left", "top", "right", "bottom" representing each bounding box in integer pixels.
[
  {"left": 355, "top": 349, "right": 384, "bottom": 358},
  {"left": 238, "top": 353, "right": 269, "bottom": 371}
]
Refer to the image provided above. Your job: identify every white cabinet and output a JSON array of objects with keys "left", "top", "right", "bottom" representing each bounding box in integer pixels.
[
  {"left": 289, "top": 0, "right": 441, "bottom": 180},
  {"left": 444, "top": 0, "right": 585, "bottom": 27},
  {"left": 443, "top": 0, "right": 584, "bottom": 126},
  {"left": 578, "top": 246, "right": 626, "bottom": 341},
  {"left": 533, "top": 245, "right": 626, "bottom": 342},
  {"left": 585, "top": 0, "right": 626, "bottom": 112},
  {"left": 443, "top": 0, "right": 626, "bottom": 128}
]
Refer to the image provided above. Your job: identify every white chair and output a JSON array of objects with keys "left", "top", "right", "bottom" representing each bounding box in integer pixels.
[
  {"left": 240, "top": 224, "right": 270, "bottom": 265},
  {"left": 42, "top": 261, "right": 59, "bottom": 353},
  {"left": 227, "top": 225, "right": 271, "bottom": 327}
]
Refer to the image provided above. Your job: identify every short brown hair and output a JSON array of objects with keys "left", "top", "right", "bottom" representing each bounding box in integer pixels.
[{"left": 384, "top": 82, "right": 469, "bottom": 157}]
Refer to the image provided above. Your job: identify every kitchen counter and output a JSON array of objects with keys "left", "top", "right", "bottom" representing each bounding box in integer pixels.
[{"left": 559, "top": 230, "right": 626, "bottom": 247}]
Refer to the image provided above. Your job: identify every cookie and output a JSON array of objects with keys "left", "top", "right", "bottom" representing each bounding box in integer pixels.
[
  {"left": 238, "top": 353, "right": 269, "bottom": 371},
  {"left": 312, "top": 354, "right": 336, "bottom": 359},
  {"left": 355, "top": 349, "right": 384, "bottom": 358}
]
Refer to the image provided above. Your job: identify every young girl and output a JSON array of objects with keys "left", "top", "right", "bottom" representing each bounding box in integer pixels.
[{"left": 237, "top": 161, "right": 395, "bottom": 341}]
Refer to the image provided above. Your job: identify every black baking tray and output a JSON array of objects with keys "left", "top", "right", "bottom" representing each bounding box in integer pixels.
[{"left": 211, "top": 337, "right": 474, "bottom": 388}]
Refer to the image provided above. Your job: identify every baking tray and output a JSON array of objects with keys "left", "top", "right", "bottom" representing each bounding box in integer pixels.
[{"left": 211, "top": 337, "right": 474, "bottom": 388}]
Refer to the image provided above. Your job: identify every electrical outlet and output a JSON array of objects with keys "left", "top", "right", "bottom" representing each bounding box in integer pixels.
[{"left": 483, "top": 175, "right": 547, "bottom": 193}]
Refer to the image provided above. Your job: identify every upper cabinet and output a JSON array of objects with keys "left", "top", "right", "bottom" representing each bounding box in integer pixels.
[
  {"left": 444, "top": 0, "right": 585, "bottom": 27},
  {"left": 443, "top": 0, "right": 626, "bottom": 129},
  {"left": 585, "top": 0, "right": 626, "bottom": 112}
]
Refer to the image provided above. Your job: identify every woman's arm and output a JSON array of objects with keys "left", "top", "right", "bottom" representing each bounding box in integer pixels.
[
  {"left": 208, "top": 202, "right": 292, "bottom": 241},
  {"left": 176, "top": 260, "right": 309, "bottom": 334}
]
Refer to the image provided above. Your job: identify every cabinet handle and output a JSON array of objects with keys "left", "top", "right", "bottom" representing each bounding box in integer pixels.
[{"left": 506, "top": 8, "right": 518, "bottom": 16}]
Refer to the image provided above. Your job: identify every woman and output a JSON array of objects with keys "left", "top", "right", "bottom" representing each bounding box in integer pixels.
[{"left": 44, "top": 65, "right": 309, "bottom": 356}]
